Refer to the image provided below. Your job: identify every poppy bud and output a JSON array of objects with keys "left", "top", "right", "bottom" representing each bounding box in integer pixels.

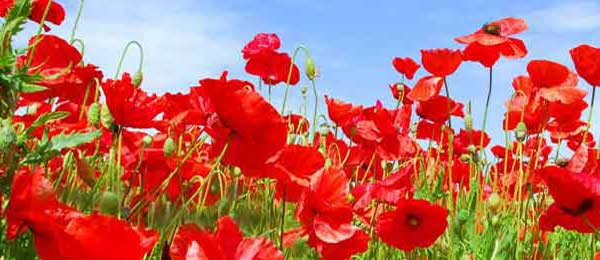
[
  {"left": 142, "top": 135, "right": 153, "bottom": 147},
  {"left": 99, "top": 191, "right": 120, "bottom": 216},
  {"left": 87, "top": 102, "right": 101, "bottom": 126},
  {"left": 487, "top": 192, "right": 502, "bottom": 213},
  {"left": 153, "top": 200, "right": 172, "bottom": 228},
  {"left": 76, "top": 157, "right": 97, "bottom": 187},
  {"left": 491, "top": 215, "right": 500, "bottom": 227},
  {"left": 163, "top": 137, "right": 176, "bottom": 157},
  {"left": 301, "top": 85, "right": 308, "bottom": 95},
  {"left": 305, "top": 57, "right": 317, "bottom": 80},
  {"left": 0, "top": 119, "right": 16, "bottom": 151},
  {"left": 467, "top": 145, "right": 476, "bottom": 154},
  {"left": 464, "top": 114, "right": 473, "bottom": 131},
  {"left": 133, "top": 71, "right": 143, "bottom": 87},
  {"left": 100, "top": 104, "right": 113, "bottom": 129},
  {"left": 514, "top": 122, "right": 527, "bottom": 142},
  {"left": 320, "top": 123, "right": 329, "bottom": 136},
  {"left": 556, "top": 158, "right": 569, "bottom": 167},
  {"left": 456, "top": 209, "right": 469, "bottom": 226}
]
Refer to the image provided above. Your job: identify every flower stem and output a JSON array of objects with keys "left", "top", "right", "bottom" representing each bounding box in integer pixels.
[
  {"left": 115, "top": 41, "right": 144, "bottom": 78},
  {"left": 70, "top": 0, "right": 85, "bottom": 44},
  {"left": 583, "top": 86, "right": 596, "bottom": 144},
  {"left": 443, "top": 78, "right": 453, "bottom": 129},
  {"left": 480, "top": 67, "right": 493, "bottom": 151}
]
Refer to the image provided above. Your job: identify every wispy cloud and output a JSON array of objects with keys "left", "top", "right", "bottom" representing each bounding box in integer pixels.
[
  {"left": 527, "top": 1, "right": 600, "bottom": 32},
  {"left": 47, "top": 0, "right": 252, "bottom": 94}
]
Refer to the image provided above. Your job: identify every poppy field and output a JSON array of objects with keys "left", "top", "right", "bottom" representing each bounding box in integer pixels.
[{"left": 3, "top": 1, "right": 600, "bottom": 259}]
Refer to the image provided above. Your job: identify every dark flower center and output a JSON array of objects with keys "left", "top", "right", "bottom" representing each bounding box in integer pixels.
[
  {"left": 482, "top": 23, "right": 501, "bottom": 36},
  {"left": 406, "top": 214, "right": 420, "bottom": 228},
  {"left": 561, "top": 198, "right": 594, "bottom": 216}
]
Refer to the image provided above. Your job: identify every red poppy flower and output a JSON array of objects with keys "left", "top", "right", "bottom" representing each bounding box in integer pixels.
[
  {"left": 407, "top": 76, "right": 444, "bottom": 101},
  {"left": 265, "top": 145, "right": 325, "bottom": 202},
  {"left": 170, "top": 216, "right": 283, "bottom": 260},
  {"left": 203, "top": 72, "right": 287, "bottom": 178},
  {"left": 456, "top": 17, "right": 528, "bottom": 67},
  {"left": 245, "top": 49, "right": 300, "bottom": 85},
  {"left": 6, "top": 169, "right": 158, "bottom": 260},
  {"left": 420, "top": 48, "right": 462, "bottom": 77},
  {"left": 415, "top": 120, "right": 454, "bottom": 142},
  {"left": 0, "top": 0, "right": 65, "bottom": 30},
  {"left": 570, "top": 44, "right": 600, "bottom": 87},
  {"left": 376, "top": 199, "right": 448, "bottom": 251},
  {"left": 102, "top": 73, "right": 164, "bottom": 129},
  {"left": 242, "top": 33, "right": 281, "bottom": 60},
  {"left": 416, "top": 95, "right": 464, "bottom": 124},
  {"left": 539, "top": 166, "right": 600, "bottom": 233},
  {"left": 392, "top": 57, "right": 420, "bottom": 80}
]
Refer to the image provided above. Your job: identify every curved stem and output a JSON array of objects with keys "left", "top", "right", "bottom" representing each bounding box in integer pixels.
[
  {"left": 71, "top": 39, "right": 85, "bottom": 60},
  {"left": 69, "top": 0, "right": 85, "bottom": 44},
  {"left": 281, "top": 45, "right": 311, "bottom": 113},
  {"left": 310, "top": 79, "right": 319, "bottom": 143},
  {"left": 115, "top": 41, "right": 144, "bottom": 78}
]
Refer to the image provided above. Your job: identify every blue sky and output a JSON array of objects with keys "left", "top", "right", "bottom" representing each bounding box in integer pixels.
[{"left": 17, "top": 0, "right": 600, "bottom": 144}]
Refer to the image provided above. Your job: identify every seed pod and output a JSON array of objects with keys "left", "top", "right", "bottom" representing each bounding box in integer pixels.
[
  {"left": 163, "top": 137, "right": 176, "bottom": 157},
  {"left": 514, "top": 122, "right": 527, "bottom": 142},
  {"left": 99, "top": 191, "right": 120, "bottom": 216},
  {"left": 100, "top": 104, "right": 113, "bottom": 129},
  {"left": 87, "top": 102, "right": 101, "bottom": 126},
  {"left": 459, "top": 153, "right": 472, "bottom": 162},
  {"left": 305, "top": 57, "right": 317, "bottom": 80}
]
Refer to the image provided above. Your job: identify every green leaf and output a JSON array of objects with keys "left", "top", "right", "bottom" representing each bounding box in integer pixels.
[
  {"left": 25, "top": 111, "right": 70, "bottom": 136},
  {"left": 48, "top": 130, "right": 101, "bottom": 152},
  {"left": 19, "top": 83, "right": 47, "bottom": 93}
]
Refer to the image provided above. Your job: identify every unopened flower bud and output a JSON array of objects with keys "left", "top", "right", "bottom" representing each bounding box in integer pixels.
[
  {"left": 459, "top": 153, "right": 472, "bottom": 162},
  {"left": 0, "top": 119, "right": 16, "bottom": 151},
  {"left": 99, "top": 191, "right": 120, "bottom": 216},
  {"left": 514, "top": 122, "right": 527, "bottom": 142},
  {"left": 142, "top": 135, "right": 153, "bottom": 147},
  {"left": 87, "top": 103, "right": 101, "bottom": 126},
  {"left": 100, "top": 104, "right": 113, "bottom": 129},
  {"left": 163, "top": 137, "right": 176, "bottom": 157},
  {"left": 487, "top": 192, "right": 502, "bottom": 213},
  {"left": 133, "top": 71, "right": 143, "bottom": 87},
  {"left": 305, "top": 57, "right": 317, "bottom": 80}
]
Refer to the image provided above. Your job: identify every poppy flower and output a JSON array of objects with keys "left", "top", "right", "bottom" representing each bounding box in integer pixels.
[
  {"left": 407, "top": 76, "right": 444, "bottom": 101},
  {"left": 570, "top": 44, "right": 600, "bottom": 87},
  {"left": 245, "top": 49, "right": 300, "bottom": 85},
  {"left": 170, "top": 216, "right": 283, "bottom": 260},
  {"left": 203, "top": 72, "right": 287, "bottom": 178},
  {"left": 242, "top": 32, "right": 281, "bottom": 60},
  {"left": 376, "top": 199, "right": 448, "bottom": 251},
  {"left": 265, "top": 144, "right": 325, "bottom": 202},
  {"left": 102, "top": 73, "right": 164, "bottom": 129},
  {"left": 416, "top": 95, "right": 464, "bottom": 124},
  {"left": 456, "top": 17, "right": 528, "bottom": 67},
  {"left": 6, "top": 169, "right": 158, "bottom": 260},
  {"left": 539, "top": 166, "right": 600, "bottom": 233},
  {"left": 420, "top": 48, "right": 462, "bottom": 77},
  {"left": 0, "top": 0, "right": 65, "bottom": 30},
  {"left": 392, "top": 57, "right": 420, "bottom": 80}
]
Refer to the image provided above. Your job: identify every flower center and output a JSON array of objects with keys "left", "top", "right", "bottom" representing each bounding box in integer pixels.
[
  {"left": 482, "top": 23, "right": 501, "bottom": 36},
  {"left": 406, "top": 214, "right": 420, "bottom": 228}
]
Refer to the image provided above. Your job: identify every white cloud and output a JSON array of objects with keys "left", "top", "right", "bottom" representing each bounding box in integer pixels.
[
  {"left": 47, "top": 0, "right": 250, "bottom": 94},
  {"left": 527, "top": 1, "right": 600, "bottom": 32}
]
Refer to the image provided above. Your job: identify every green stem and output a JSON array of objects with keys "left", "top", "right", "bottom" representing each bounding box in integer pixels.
[
  {"left": 310, "top": 79, "right": 319, "bottom": 143},
  {"left": 115, "top": 41, "right": 144, "bottom": 78},
  {"left": 26, "top": 0, "right": 54, "bottom": 67},
  {"left": 584, "top": 86, "right": 596, "bottom": 144},
  {"left": 443, "top": 78, "right": 453, "bottom": 129},
  {"left": 480, "top": 67, "right": 493, "bottom": 152},
  {"left": 281, "top": 45, "right": 311, "bottom": 113},
  {"left": 69, "top": 0, "right": 85, "bottom": 44}
]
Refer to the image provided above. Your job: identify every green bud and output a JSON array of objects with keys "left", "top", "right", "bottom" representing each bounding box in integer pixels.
[
  {"left": 142, "top": 135, "right": 153, "bottom": 147},
  {"left": 99, "top": 191, "right": 120, "bottom": 216},
  {"left": 100, "top": 104, "right": 113, "bottom": 129},
  {"left": 87, "top": 103, "right": 101, "bottom": 126},
  {"left": 163, "top": 137, "right": 176, "bottom": 157},
  {"left": 487, "top": 192, "right": 502, "bottom": 213},
  {"left": 301, "top": 85, "right": 308, "bottom": 96},
  {"left": 514, "top": 122, "right": 527, "bottom": 142},
  {"left": 459, "top": 153, "right": 471, "bottom": 162},
  {"left": 491, "top": 215, "right": 500, "bottom": 226},
  {"left": 133, "top": 71, "right": 143, "bottom": 87},
  {"left": 305, "top": 57, "right": 317, "bottom": 80},
  {"left": 456, "top": 209, "right": 469, "bottom": 226}
]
